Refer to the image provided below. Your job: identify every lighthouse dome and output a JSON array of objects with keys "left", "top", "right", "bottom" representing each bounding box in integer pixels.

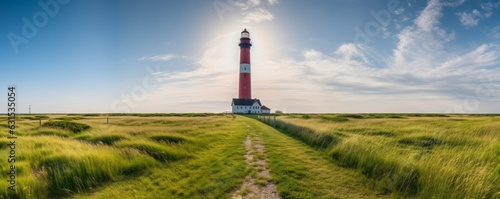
[{"left": 241, "top": 29, "right": 250, "bottom": 38}]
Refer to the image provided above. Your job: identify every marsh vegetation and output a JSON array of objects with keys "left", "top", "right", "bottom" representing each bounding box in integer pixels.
[{"left": 1, "top": 114, "right": 497, "bottom": 198}]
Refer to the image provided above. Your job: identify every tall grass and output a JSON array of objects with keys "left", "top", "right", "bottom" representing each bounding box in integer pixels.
[
  {"left": 76, "top": 134, "right": 128, "bottom": 145},
  {"left": 72, "top": 115, "right": 248, "bottom": 199},
  {"left": 0, "top": 136, "right": 156, "bottom": 198},
  {"left": 149, "top": 134, "right": 188, "bottom": 144},
  {"left": 0, "top": 114, "right": 250, "bottom": 198},
  {"left": 115, "top": 140, "right": 190, "bottom": 162},
  {"left": 329, "top": 138, "right": 419, "bottom": 195},
  {"left": 271, "top": 119, "right": 340, "bottom": 149},
  {"left": 258, "top": 114, "right": 500, "bottom": 198},
  {"left": 42, "top": 121, "right": 90, "bottom": 133}
]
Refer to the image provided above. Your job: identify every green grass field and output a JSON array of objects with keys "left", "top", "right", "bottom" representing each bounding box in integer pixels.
[
  {"left": 0, "top": 114, "right": 498, "bottom": 198},
  {"left": 259, "top": 114, "right": 500, "bottom": 198}
]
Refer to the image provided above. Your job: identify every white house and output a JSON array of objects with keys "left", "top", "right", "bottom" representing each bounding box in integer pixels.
[
  {"left": 231, "top": 98, "right": 271, "bottom": 114},
  {"left": 261, "top": 105, "right": 271, "bottom": 114}
]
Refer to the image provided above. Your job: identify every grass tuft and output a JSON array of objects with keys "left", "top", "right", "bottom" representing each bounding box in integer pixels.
[
  {"left": 268, "top": 119, "right": 340, "bottom": 149},
  {"left": 366, "top": 131, "right": 397, "bottom": 137},
  {"left": 76, "top": 134, "right": 128, "bottom": 145},
  {"left": 115, "top": 141, "right": 188, "bottom": 162},
  {"left": 22, "top": 115, "right": 50, "bottom": 120},
  {"left": 398, "top": 136, "right": 443, "bottom": 148},
  {"left": 42, "top": 121, "right": 90, "bottom": 133},
  {"left": 149, "top": 134, "right": 188, "bottom": 144},
  {"left": 320, "top": 115, "right": 349, "bottom": 122},
  {"left": 301, "top": 115, "right": 311, "bottom": 119},
  {"left": 54, "top": 117, "right": 84, "bottom": 121},
  {"left": 341, "top": 114, "right": 364, "bottom": 119},
  {"left": 31, "top": 130, "right": 69, "bottom": 138}
]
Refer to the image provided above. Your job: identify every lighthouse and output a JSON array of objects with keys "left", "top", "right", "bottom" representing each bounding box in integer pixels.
[
  {"left": 231, "top": 29, "right": 271, "bottom": 114},
  {"left": 238, "top": 29, "right": 252, "bottom": 99}
]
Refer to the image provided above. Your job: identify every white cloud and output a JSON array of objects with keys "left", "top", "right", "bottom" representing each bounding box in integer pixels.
[
  {"left": 480, "top": 1, "right": 500, "bottom": 17},
  {"left": 233, "top": 0, "right": 261, "bottom": 10},
  {"left": 414, "top": 0, "right": 466, "bottom": 31},
  {"left": 414, "top": 0, "right": 442, "bottom": 32},
  {"left": 457, "top": 9, "right": 481, "bottom": 27},
  {"left": 334, "top": 43, "right": 370, "bottom": 65},
  {"left": 256, "top": 42, "right": 500, "bottom": 112},
  {"left": 240, "top": 8, "right": 274, "bottom": 23},
  {"left": 268, "top": 0, "right": 278, "bottom": 5},
  {"left": 439, "top": 0, "right": 465, "bottom": 7},
  {"left": 394, "top": 8, "right": 405, "bottom": 15},
  {"left": 232, "top": 0, "right": 278, "bottom": 9},
  {"left": 303, "top": 49, "right": 323, "bottom": 60},
  {"left": 393, "top": 0, "right": 459, "bottom": 70},
  {"left": 139, "top": 54, "right": 176, "bottom": 61},
  {"left": 439, "top": 44, "right": 500, "bottom": 69},
  {"left": 457, "top": 1, "right": 499, "bottom": 28}
]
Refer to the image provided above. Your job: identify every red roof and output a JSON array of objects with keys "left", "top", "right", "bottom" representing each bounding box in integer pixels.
[{"left": 261, "top": 105, "right": 270, "bottom": 110}]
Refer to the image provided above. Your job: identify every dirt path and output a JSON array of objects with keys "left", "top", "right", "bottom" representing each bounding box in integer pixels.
[{"left": 231, "top": 129, "right": 280, "bottom": 199}]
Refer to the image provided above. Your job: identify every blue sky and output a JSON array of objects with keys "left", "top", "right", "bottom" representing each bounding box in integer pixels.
[{"left": 1, "top": 0, "right": 499, "bottom": 113}]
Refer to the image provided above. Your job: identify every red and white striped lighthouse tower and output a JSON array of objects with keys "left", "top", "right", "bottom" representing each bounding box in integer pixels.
[
  {"left": 231, "top": 29, "right": 271, "bottom": 114},
  {"left": 238, "top": 29, "right": 252, "bottom": 99}
]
